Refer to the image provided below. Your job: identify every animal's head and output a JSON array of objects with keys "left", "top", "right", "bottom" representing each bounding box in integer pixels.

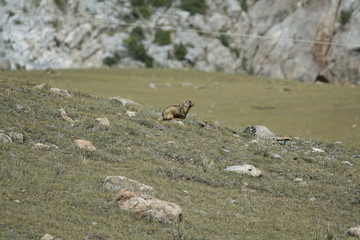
[{"left": 183, "top": 100, "right": 195, "bottom": 108}]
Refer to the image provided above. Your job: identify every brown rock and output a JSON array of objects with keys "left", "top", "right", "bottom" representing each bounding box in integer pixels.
[
  {"left": 113, "top": 189, "right": 183, "bottom": 223},
  {"left": 74, "top": 139, "right": 96, "bottom": 151}
]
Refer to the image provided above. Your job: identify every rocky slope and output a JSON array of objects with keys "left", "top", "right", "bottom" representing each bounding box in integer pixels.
[{"left": 1, "top": 0, "right": 360, "bottom": 84}]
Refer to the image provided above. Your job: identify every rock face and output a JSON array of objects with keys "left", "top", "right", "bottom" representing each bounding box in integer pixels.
[
  {"left": 113, "top": 189, "right": 183, "bottom": 224},
  {"left": 0, "top": 0, "right": 359, "bottom": 84}
]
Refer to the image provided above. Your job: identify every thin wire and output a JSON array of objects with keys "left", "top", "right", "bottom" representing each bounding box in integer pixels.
[{"left": 119, "top": 22, "right": 360, "bottom": 48}]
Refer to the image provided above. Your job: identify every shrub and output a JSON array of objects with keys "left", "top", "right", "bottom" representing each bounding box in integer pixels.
[
  {"left": 149, "top": 0, "right": 172, "bottom": 7},
  {"left": 240, "top": 0, "right": 248, "bottom": 12},
  {"left": 339, "top": 10, "right": 352, "bottom": 26},
  {"left": 138, "top": 4, "right": 151, "bottom": 18},
  {"left": 219, "top": 34, "right": 229, "bottom": 47},
  {"left": 103, "top": 55, "right": 121, "bottom": 67},
  {"left": 126, "top": 27, "right": 154, "bottom": 68},
  {"left": 180, "top": 0, "right": 206, "bottom": 15},
  {"left": 153, "top": 30, "right": 172, "bottom": 46},
  {"left": 174, "top": 44, "right": 187, "bottom": 61},
  {"left": 53, "top": 0, "right": 68, "bottom": 12}
]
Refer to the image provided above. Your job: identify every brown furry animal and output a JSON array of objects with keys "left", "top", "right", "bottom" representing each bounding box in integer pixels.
[{"left": 158, "top": 100, "right": 195, "bottom": 121}]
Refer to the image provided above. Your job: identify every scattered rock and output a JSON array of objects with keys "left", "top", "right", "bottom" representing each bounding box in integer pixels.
[
  {"left": 96, "top": 117, "right": 110, "bottom": 127},
  {"left": 271, "top": 153, "right": 282, "bottom": 160},
  {"left": 103, "top": 176, "right": 156, "bottom": 196},
  {"left": 243, "top": 125, "right": 277, "bottom": 140},
  {"left": 149, "top": 83, "right": 157, "bottom": 89},
  {"left": 74, "top": 139, "right": 96, "bottom": 151},
  {"left": 113, "top": 189, "right": 183, "bottom": 224},
  {"left": 341, "top": 161, "right": 354, "bottom": 166},
  {"left": 33, "top": 83, "right": 47, "bottom": 90},
  {"left": 59, "top": 108, "right": 76, "bottom": 124},
  {"left": 49, "top": 88, "right": 71, "bottom": 97},
  {"left": 34, "top": 143, "right": 51, "bottom": 150},
  {"left": 110, "top": 97, "right": 140, "bottom": 106},
  {"left": 309, "top": 197, "right": 317, "bottom": 202},
  {"left": 84, "top": 235, "right": 106, "bottom": 240},
  {"left": 225, "top": 164, "right": 262, "bottom": 177},
  {"left": 311, "top": 147, "right": 325, "bottom": 153},
  {"left": 40, "top": 234, "right": 62, "bottom": 240},
  {"left": 126, "top": 111, "right": 136, "bottom": 117},
  {"left": 7, "top": 132, "right": 24, "bottom": 143},
  {"left": 0, "top": 133, "right": 13, "bottom": 143},
  {"left": 173, "top": 120, "right": 185, "bottom": 126},
  {"left": 293, "top": 178, "right": 303, "bottom": 183},
  {"left": 346, "top": 225, "right": 360, "bottom": 238}
]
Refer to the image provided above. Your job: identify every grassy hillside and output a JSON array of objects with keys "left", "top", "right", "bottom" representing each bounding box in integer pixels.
[
  {"left": 2, "top": 68, "right": 359, "bottom": 145},
  {"left": 0, "top": 73, "right": 359, "bottom": 239}
]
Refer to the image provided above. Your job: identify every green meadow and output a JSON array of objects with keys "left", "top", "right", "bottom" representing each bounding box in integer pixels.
[
  {"left": 0, "top": 71, "right": 359, "bottom": 239},
  {"left": 3, "top": 68, "right": 359, "bottom": 144}
]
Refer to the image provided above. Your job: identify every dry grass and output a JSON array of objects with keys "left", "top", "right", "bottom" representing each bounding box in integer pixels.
[{"left": 0, "top": 71, "right": 359, "bottom": 239}]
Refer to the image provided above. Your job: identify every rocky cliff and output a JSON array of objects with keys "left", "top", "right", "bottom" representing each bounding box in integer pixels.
[{"left": 1, "top": 0, "right": 359, "bottom": 84}]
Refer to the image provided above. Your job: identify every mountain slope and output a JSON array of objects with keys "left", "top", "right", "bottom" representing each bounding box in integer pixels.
[{"left": 0, "top": 77, "right": 359, "bottom": 239}]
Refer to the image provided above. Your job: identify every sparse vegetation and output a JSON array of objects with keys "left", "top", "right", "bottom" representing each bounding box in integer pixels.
[
  {"left": 339, "top": 9, "right": 352, "bottom": 27},
  {"left": 153, "top": 29, "right": 172, "bottom": 46},
  {"left": 125, "top": 27, "right": 154, "bottom": 67},
  {"left": 219, "top": 34, "right": 230, "bottom": 47},
  {"left": 180, "top": 0, "right": 207, "bottom": 15},
  {"left": 0, "top": 72, "right": 359, "bottom": 239},
  {"left": 174, "top": 43, "right": 187, "bottom": 61},
  {"left": 53, "top": 0, "right": 68, "bottom": 12},
  {"left": 240, "top": 0, "right": 248, "bottom": 12}
]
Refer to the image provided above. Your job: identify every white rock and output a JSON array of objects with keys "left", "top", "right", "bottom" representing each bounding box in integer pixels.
[
  {"left": 126, "top": 111, "right": 136, "bottom": 117},
  {"left": 225, "top": 164, "right": 262, "bottom": 177},
  {"left": 49, "top": 88, "right": 71, "bottom": 97},
  {"left": 311, "top": 147, "right": 325, "bottom": 153},
  {"left": 346, "top": 225, "right": 360, "bottom": 238},
  {"left": 96, "top": 117, "right": 110, "bottom": 127}
]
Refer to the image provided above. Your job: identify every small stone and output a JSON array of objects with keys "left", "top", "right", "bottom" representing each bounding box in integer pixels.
[
  {"left": 40, "top": 234, "right": 55, "bottom": 240},
  {"left": 346, "top": 225, "right": 360, "bottom": 238},
  {"left": 149, "top": 83, "right": 157, "bottom": 89},
  {"left": 34, "top": 143, "right": 51, "bottom": 150},
  {"left": 225, "top": 164, "right": 262, "bottom": 177},
  {"left": 50, "top": 88, "right": 71, "bottom": 97},
  {"left": 96, "top": 117, "right": 110, "bottom": 127},
  {"left": 271, "top": 153, "right": 282, "bottom": 160},
  {"left": 341, "top": 161, "right": 353, "bottom": 166},
  {"left": 74, "top": 139, "right": 96, "bottom": 151},
  {"left": 293, "top": 178, "right": 303, "bottom": 182},
  {"left": 221, "top": 148, "right": 230, "bottom": 153},
  {"left": 59, "top": 108, "right": 76, "bottom": 124},
  {"left": 173, "top": 120, "right": 185, "bottom": 126},
  {"left": 0, "top": 133, "right": 12, "bottom": 143},
  {"left": 311, "top": 147, "right": 325, "bottom": 153},
  {"left": 126, "top": 111, "right": 136, "bottom": 117},
  {"left": 8, "top": 132, "right": 24, "bottom": 143},
  {"left": 33, "top": 83, "right": 47, "bottom": 90},
  {"left": 14, "top": 199, "right": 20, "bottom": 203},
  {"left": 110, "top": 97, "right": 140, "bottom": 106},
  {"left": 309, "top": 197, "right": 316, "bottom": 202}
]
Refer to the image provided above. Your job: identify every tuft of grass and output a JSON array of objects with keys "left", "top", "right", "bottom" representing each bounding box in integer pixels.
[{"left": 180, "top": 0, "right": 206, "bottom": 15}]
